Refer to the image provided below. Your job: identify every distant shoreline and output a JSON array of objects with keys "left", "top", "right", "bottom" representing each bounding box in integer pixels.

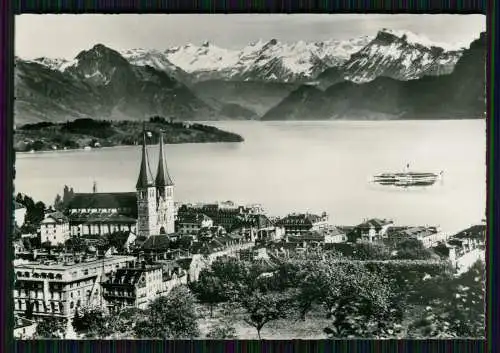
[
  {"left": 14, "top": 118, "right": 244, "bottom": 153},
  {"left": 15, "top": 140, "right": 244, "bottom": 155}
]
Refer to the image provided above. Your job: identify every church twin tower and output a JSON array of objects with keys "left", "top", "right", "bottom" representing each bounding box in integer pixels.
[{"left": 136, "top": 127, "right": 175, "bottom": 237}]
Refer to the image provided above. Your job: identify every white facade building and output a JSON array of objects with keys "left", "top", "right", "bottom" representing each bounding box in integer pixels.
[{"left": 40, "top": 212, "right": 70, "bottom": 245}]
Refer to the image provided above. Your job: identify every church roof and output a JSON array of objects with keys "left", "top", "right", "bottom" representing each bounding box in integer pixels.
[
  {"left": 71, "top": 213, "right": 137, "bottom": 225},
  {"left": 68, "top": 192, "right": 137, "bottom": 216},
  {"left": 136, "top": 127, "right": 155, "bottom": 189},
  {"left": 155, "top": 133, "right": 174, "bottom": 187}
]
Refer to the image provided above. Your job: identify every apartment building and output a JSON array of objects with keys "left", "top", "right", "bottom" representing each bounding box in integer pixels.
[{"left": 13, "top": 255, "right": 136, "bottom": 320}]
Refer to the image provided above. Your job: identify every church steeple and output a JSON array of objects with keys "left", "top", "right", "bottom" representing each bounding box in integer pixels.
[
  {"left": 136, "top": 123, "right": 155, "bottom": 189},
  {"left": 155, "top": 132, "right": 174, "bottom": 188},
  {"left": 154, "top": 131, "right": 175, "bottom": 235}
]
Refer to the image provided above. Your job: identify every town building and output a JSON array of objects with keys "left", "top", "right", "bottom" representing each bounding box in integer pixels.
[
  {"left": 176, "top": 212, "right": 213, "bottom": 235},
  {"left": 287, "top": 226, "right": 347, "bottom": 245},
  {"left": 101, "top": 262, "right": 187, "bottom": 313},
  {"left": 13, "top": 316, "right": 37, "bottom": 339},
  {"left": 134, "top": 234, "right": 189, "bottom": 262},
  {"left": 223, "top": 213, "right": 275, "bottom": 241},
  {"left": 66, "top": 127, "right": 176, "bottom": 239},
  {"left": 394, "top": 226, "right": 448, "bottom": 248},
  {"left": 276, "top": 212, "right": 330, "bottom": 236},
  {"left": 69, "top": 210, "right": 137, "bottom": 237},
  {"left": 13, "top": 255, "right": 135, "bottom": 320},
  {"left": 239, "top": 247, "right": 270, "bottom": 261},
  {"left": 179, "top": 239, "right": 254, "bottom": 283},
  {"left": 348, "top": 218, "right": 394, "bottom": 243},
  {"left": 40, "top": 212, "right": 70, "bottom": 245},
  {"left": 14, "top": 201, "right": 27, "bottom": 227},
  {"left": 452, "top": 224, "right": 486, "bottom": 246},
  {"left": 177, "top": 202, "right": 264, "bottom": 232}
]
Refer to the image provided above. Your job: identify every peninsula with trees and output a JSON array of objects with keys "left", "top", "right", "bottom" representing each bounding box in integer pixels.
[{"left": 14, "top": 116, "right": 244, "bottom": 152}]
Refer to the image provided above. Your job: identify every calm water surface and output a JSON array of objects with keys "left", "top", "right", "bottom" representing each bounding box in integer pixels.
[{"left": 15, "top": 120, "right": 486, "bottom": 233}]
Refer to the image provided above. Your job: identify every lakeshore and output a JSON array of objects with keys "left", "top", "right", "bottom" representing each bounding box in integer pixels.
[
  {"left": 15, "top": 120, "right": 486, "bottom": 233},
  {"left": 14, "top": 117, "right": 244, "bottom": 153}
]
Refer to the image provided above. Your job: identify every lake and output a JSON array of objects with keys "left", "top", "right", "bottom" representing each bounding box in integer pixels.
[{"left": 15, "top": 120, "right": 486, "bottom": 233}]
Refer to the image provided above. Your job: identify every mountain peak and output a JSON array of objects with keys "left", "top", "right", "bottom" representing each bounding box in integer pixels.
[
  {"left": 375, "top": 28, "right": 401, "bottom": 43},
  {"left": 75, "top": 44, "right": 128, "bottom": 66},
  {"left": 375, "top": 28, "right": 462, "bottom": 52}
]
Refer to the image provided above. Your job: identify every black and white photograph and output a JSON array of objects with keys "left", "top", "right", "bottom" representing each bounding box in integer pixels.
[{"left": 12, "top": 14, "right": 486, "bottom": 340}]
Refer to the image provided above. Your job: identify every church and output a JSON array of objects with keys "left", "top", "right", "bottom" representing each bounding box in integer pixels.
[{"left": 67, "top": 128, "right": 175, "bottom": 238}]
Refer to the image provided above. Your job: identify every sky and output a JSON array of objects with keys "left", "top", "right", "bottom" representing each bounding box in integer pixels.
[{"left": 15, "top": 14, "right": 486, "bottom": 60}]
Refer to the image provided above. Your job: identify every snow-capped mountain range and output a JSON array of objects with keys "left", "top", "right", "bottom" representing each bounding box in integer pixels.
[
  {"left": 25, "top": 29, "right": 465, "bottom": 85},
  {"left": 342, "top": 29, "right": 463, "bottom": 83},
  {"left": 14, "top": 29, "right": 481, "bottom": 124},
  {"left": 262, "top": 32, "right": 486, "bottom": 121},
  {"left": 152, "top": 36, "right": 373, "bottom": 82}
]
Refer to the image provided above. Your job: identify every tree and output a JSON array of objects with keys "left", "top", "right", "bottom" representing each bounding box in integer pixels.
[
  {"left": 206, "top": 323, "right": 237, "bottom": 339},
  {"left": 19, "top": 196, "right": 46, "bottom": 234},
  {"left": 22, "top": 237, "right": 32, "bottom": 251},
  {"left": 394, "top": 238, "right": 436, "bottom": 260},
  {"left": 41, "top": 241, "right": 53, "bottom": 252},
  {"left": 72, "top": 306, "right": 109, "bottom": 338},
  {"left": 16, "top": 193, "right": 24, "bottom": 204},
  {"left": 408, "top": 260, "right": 485, "bottom": 338},
  {"left": 352, "top": 241, "right": 391, "bottom": 260},
  {"left": 34, "top": 317, "right": 68, "bottom": 339},
  {"left": 191, "top": 270, "right": 227, "bottom": 317},
  {"left": 54, "top": 194, "right": 64, "bottom": 211},
  {"left": 134, "top": 285, "right": 200, "bottom": 339},
  {"left": 65, "top": 236, "right": 86, "bottom": 253},
  {"left": 322, "top": 263, "right": 403, "bottom": 338},
  {"left": 238, "top": 290, "right": 292, "bottom": 339},
  {"left": 208, "top": 257, "right": 253, "bottom": 299},
  {"left": 294, "top": 259, "right": 335, "bottom": 321}
]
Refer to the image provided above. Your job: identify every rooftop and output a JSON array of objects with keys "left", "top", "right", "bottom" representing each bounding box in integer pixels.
[
  {"left": 14, "top": 316, "right": 35, "bottom": 329},
  {"left": 453, "top": 224, "right": 486, "bottom": 240},
  {"left": 140, "top": 234, "right": 173, "bottom": 251},
  {"left": 68, "top": 192, "right": 137, "bottom": 216},
  {"left": 177, "top": 212, "right": 212, "bottom": 224},
  {"left": 398, "top": 226, "right": 437, "bottom": 238},
  {"left": 42, "top": 211, "right": 69, "bottom": 224},
  {"left": 69, "top": 212, "right": 137, "bottom": 225},
  {"left": 277, "top": 213, "right": 325, "bottom": 225},
  {"left": 356, "top": 218, "right": 393, "bottom": 229},
  {"left": 14, "top": 255, "right": 136, "bottom": 271}
]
